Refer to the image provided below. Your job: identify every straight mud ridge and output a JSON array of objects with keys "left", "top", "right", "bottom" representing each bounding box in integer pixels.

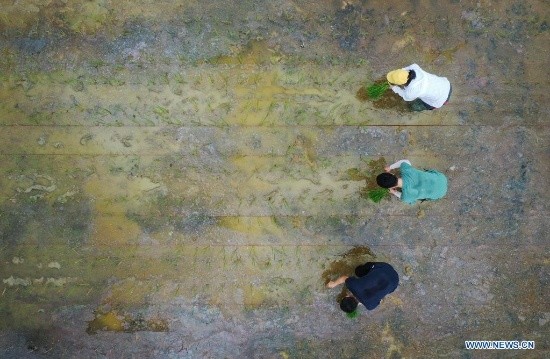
[{"left": 1, "top": 0, "right": 549, "bottom": 358}]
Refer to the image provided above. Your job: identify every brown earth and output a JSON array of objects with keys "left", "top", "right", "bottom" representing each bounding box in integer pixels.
[{"left": 0, "top": 0, "right": 548, "bottom": 358}]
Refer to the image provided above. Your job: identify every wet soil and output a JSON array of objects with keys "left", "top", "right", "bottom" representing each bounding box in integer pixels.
[{"left": 0, "top": 0, "right": 549, "bottom": 358}]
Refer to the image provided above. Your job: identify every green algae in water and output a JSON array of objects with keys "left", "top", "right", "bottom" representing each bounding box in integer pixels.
[
  {"left": 346, "top": 168, "right": 368, "bottom": 181},
  {"left": 86, "top": 311, "right": 169, "bottom": 334}
]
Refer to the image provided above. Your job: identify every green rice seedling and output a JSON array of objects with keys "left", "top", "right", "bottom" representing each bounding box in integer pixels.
[
  {"left": 366, "top": 188, "right": 390, "bottom": 203},
  {"left": 346, "top": 309, "right": 359, "bottom": 319},
  {"left": 366, "top": 82, "right": 390, "bottom": 101}
]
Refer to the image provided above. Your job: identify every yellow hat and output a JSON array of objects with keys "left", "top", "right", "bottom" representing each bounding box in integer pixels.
[{"left": 387, "top": 69, "right": 409, "bottom": 85}]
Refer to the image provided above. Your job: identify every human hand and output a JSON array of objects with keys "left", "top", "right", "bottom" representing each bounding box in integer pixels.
[
  {"left": 384, "top": 166, "right": 391, "bottom": 172},
  {"left": 326, "top": 275, "right": 347, "bottom": 288}
]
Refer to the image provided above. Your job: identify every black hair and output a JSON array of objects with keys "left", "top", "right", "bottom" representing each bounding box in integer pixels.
[
  {"left": 376, "top": 173, "right": 398, "bottom": 188},
  {"left": 355, "top": 262, "right": 375, "bottom": 277},
  {"left": 405, "top": 70, "right": 416, "bottom": 86},
  {"left": 340, "top": 296, "right": 359, "bottom": 313}
]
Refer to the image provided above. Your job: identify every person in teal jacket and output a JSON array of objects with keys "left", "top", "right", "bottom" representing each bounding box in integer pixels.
[{"left": 376, "top": 160, "right": 447, "bottom": 204}]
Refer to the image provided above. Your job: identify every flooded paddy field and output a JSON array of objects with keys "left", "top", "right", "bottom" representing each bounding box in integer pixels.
[{"left": 0, "top": 0, "right": 548, "bottom": 358}]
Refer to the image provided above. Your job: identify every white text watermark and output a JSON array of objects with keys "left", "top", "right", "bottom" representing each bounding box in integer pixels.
[{"left": 465, "top": 341, "right": 535, "bottom": 350}]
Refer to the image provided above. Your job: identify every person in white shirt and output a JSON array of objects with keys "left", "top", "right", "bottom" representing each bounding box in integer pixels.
[{"left": 386, "top": 64, "right": 451, "bottom": 111}]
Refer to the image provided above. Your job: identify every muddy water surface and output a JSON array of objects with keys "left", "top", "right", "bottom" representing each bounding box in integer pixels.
[{"left": 1, "top": 0, "right": 548, "bottom": 357}]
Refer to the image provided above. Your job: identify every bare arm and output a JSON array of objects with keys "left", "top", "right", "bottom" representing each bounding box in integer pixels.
[
  {"left": 391, "top": 85, "right": 405, "bottom": 97},
  {"left": 326, "top": 275, "right": 348, "bottom": 288},
  {"left": 389, "top": 188, "right": 401, "bottom": 198},
  {"left": 386, "top": 159, "right": 411, "bottom": 171}
]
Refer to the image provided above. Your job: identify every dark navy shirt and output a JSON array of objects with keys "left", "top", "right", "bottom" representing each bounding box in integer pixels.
[{"left": 345, "top": 262, "right": 399, "bottom": 310}]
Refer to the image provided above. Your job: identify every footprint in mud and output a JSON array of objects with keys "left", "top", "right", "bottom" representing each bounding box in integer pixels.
[
  {"left": 16, "top": 174, "right": 57, "bottom": 199},
  {"left": 111, "top": 133, "right": 133, "bottom": 147},
  {"left": 120, "top": 136, "right": 133, "bottom": 147},
  {"left": 80, "top": 133, "right": 93, "bottom": 145}
]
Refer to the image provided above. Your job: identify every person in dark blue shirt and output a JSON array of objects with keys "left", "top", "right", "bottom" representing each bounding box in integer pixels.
[{"left": 326, "top": 262, "right": 399, "bottom": 315}]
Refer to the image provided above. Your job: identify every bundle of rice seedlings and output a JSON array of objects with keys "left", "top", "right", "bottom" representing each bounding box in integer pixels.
[
  {"left": 366, "top": 188, "right": 390, "bottom": 203},
  {"left": 346, "top": 310, "right": 359, "bottom": 319},
  {"left": 366, "top": 82, "right": 390, "bottom": 101}
]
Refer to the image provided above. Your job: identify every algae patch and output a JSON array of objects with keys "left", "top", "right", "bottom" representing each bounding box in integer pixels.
[
  {"left": 86, "top": 311, "right": 169, "bottom": 334},
  {"left": 321, "top": 246, "right": 376, "bottom": 285},
  {"left": 342, "top": 246, "right": 375, "bottom": 259},
  {"left": 2, "top": 276, "right": 75, "bottom": 287}
]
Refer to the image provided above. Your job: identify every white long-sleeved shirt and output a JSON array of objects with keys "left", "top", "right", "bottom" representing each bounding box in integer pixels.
[{"left": 391, "top": 64, "right": 451, "bottom": 108}]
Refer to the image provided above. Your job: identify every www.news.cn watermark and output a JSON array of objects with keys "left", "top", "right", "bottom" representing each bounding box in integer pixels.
[{"left": 465, "top": 341, "right": 535, "bottom": 350}]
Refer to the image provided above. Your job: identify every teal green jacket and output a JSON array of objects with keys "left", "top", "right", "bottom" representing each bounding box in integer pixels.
[{"left": 400, "top": 162, "right": 448, "bottom": 204}]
